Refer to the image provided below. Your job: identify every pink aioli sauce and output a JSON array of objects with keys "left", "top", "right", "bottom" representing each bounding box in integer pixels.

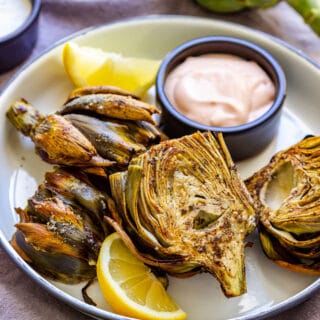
[{"left": 164, "top": 54, "right": 276, "bottom": 127}]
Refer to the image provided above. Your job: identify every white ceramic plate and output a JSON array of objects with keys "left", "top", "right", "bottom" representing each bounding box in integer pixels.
[{"left": 0, "top": 15, "right": 319, "bottom": 320}]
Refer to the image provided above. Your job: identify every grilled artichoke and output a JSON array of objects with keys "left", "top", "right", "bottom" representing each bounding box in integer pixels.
[
  {"left": 195, "top": 0, "right": 278, "bottom": 12},
  {"left": 6, "top": 86, "right": 164, "bottom": 172},
  {"left": 11, "top": 169, "right": 110, "bottom": 283},
  {"left": 6, "top": 99, "right": 114, "bottom": 168},
  {"left": 107, "top": 131, "right": 256, "bottom": 297},
  {"left": 66, "top": 85, "right": 140, "bottom": 101},
  {"left": 245, "top": 136, "right": 320, "bottom": 275}
]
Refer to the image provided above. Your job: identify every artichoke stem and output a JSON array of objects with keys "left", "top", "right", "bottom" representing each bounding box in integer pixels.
[{"left": 6, "top": 99, "right": 43, "bottom": 137}]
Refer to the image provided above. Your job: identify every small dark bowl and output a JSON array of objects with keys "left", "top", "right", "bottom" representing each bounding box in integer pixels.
[
  {"left": 156, "top": 36, "right": 286, "bottom": 160},
  {"left": 0, "top": 0, "right": 41, "bottom": 73}
]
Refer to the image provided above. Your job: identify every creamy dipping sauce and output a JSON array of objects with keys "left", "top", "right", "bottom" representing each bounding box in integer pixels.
[
  {"left": 164, "top": 54, "right": 276, "bottom": 127},
  {"left": 0, "top": 0, "right": 32, "bottom": 38}
]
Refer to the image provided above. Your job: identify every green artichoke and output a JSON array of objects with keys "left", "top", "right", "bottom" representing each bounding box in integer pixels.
[
  {"left": 246, "top": 136, "right": 320, "bottom": 275},
  {"left": 107, "top": 131, "right": 257, "bottom": 297},
  {"left": 195, "top": 0, "right": 320, "bottom": 36}
]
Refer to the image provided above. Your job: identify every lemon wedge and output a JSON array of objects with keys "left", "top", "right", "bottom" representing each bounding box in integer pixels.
[
  {"left": 62, "top": 42, "right": 161, "bottom": 97},
  {"left": 97, "top": 232, "right": 187, "bottom": 320}
]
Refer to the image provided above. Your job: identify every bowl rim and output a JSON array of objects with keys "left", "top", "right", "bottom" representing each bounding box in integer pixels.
[
  {"left": 0, "top": 0, "right": 41, "bottom": 44},
  {"left": 156, "top": 35, "right": 287, "bottom": 134}
]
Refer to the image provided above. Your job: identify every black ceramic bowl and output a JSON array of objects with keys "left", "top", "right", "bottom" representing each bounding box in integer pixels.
[
  {"left": 0, "top": 0, "right": 41, "bottom": 73},
  {"left": 156, "top": 36, "right": 286, "bottom": 160}
]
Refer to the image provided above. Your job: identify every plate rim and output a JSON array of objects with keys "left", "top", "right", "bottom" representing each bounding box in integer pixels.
[{"left": 0, "top": 14, "right": 319, "bottom": 320}]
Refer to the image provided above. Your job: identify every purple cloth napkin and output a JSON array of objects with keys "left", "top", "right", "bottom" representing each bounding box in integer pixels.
[{"left": 0, "top": 1, "right": 319, "bottom": 319}]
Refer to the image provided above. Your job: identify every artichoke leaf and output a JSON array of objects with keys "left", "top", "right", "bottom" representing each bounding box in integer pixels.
[
  {"left": 124, "top": 120, "right": 167, "bottom": 146},
  {"left": 34, "top": 114, "right": 113, "bottom": 167},
  {"left": 29, "top": 197, "right": 102, "bottom": 259},
  {"left": 59, "top": 93, "right": 160, "bottom": 125},
  {"left": 64, "top": 113, "right": 146, "bottom": 165},
  {"left": 109, "top": 171, "right": 170, "bottom": 254},
  {"left": 259, "top": 226, "right": 320, "bottom": 275},
  {"left": 105, "top": 215, "right": 193, "bottom": 271},
  {"left": 66, "top": 85, "right": 140, "bottom": 101},
  {"left": 11, "top": 228, "right": 96, "bottom": 283},
  {"left": 44, "top": 169, "right": 109, "bottom": 226}
]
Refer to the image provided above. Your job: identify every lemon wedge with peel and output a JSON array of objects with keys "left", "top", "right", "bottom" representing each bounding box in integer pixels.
[
  {"left": 62, "top": 42, "right": 161, "bottom": 97},
  {"left": 97, "top": 232, "right": 187, "bottom": 320}
]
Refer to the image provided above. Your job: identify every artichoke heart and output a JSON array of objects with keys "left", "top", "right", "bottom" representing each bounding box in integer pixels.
[
  {"left": 11, "top": 169, "right": 110, "bottom": 283},
  {"left": 108, "top": 131, "right": 256, "bottom": 297},
  {"left": 245, "top": 136, "right": 320, "bottom": 275}
]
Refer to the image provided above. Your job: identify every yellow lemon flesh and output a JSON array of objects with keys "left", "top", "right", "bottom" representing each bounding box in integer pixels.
[
  {"left": 62, "top": 42, "right": 161, "bottom": 98},
  {"left": 97, "top": 232, "right": 187, "bottom": 320}
]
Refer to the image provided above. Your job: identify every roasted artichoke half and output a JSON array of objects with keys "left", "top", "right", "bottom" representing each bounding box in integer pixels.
[
  {"left": 107, "top": 131, "right": 257, "bottom": 297},
  {"left": 246, "top": 136, "right": 320, "bottom": 275},
  {"left": 6, "top": 86, "right": 165, "bottom": 174},
  {"left": 11, "top": 168, "right": 110, "bottom": 283}
]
